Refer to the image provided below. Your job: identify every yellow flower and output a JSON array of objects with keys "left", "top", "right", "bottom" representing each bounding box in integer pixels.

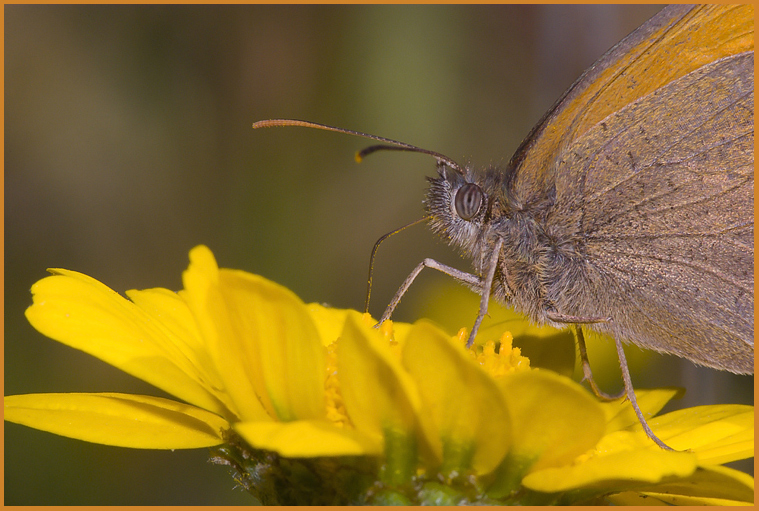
[{"left": 5, "top": 246, "right": 753, "bottom": 505}]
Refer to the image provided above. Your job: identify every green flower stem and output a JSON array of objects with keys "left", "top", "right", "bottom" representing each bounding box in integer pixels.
[
  {"left": 485, "top": 451, "right": 536, "bottom": 499},
  {"left": 440, "top": 438, "right": 476, "bottom": 475},
  {"left": 380, "top": 427, "right": 417, "bottom": 487}
]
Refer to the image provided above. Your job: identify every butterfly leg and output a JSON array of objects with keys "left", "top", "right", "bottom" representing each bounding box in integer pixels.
[
  {"left": 550, "top": 314, "right": 673, "bottom": 449},
  {"left": 546, "top": 312, "right": 623, "bottom": 400},
  {"left": 377, "top": 259, "right": 481, "bottom": 327},
  {"left": 613, "top": 335, "right": 675, "bottom": 451},
  {"left": 574, "top": 326, "right": 626, "bottom": 401},
  {"left": 378, "top": 239, "right": 502, "bottom": 348},
  {"left": 465, "top": 238, "right": 503, "bottom": 348}
]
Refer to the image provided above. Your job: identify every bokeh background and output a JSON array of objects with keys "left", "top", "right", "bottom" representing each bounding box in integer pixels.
[{"left": 5, "top": 4, "right": 752, "bottom": 505}]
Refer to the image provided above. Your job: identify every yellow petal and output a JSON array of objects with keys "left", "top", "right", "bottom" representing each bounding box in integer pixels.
[
  {"left": 402, "top": 320, "right": 511, "bottom": 475},
  {"left": 305, "top": 303, "right": 365, "bottom": 347},
  {"left": 4, "top": 393, "right": 228, "bottom": 449},
  {"left": 601, "top": 387, "right": 682, "bottom": 434},
  {"left": 607, "top": 492, "right": 751, "bottom": 506},
  {"left": 647, "top": 404, "right": 753, "bottom": 465},
  {"left": 25, "top": 269, "right": 231, "bottom": 419},
  {"left": 608, "top": 464, "right": 754, "bottom": 505},
  {"left": 597, "top": 403, "right": 753, "bottom": 466},
  {"left": 522, "top": 449, "right": 697, "bottom": 493},
  {"left": 500, "top": 371, "right": 605, "bottom": 471},
  {"left": 124, "top": 288, "right": 218, "bottom": 386},
  {"left": 235, "top": 419, "right": 381, "bottom": 457},
  {"left": 337, "top": 314, "right": 422, "bottom": 483},
  {"left": 487, "top": 371, "right": 606, "bottom": 497},
  {"left": 181, "top": 245, "right": 326, "bottom": 423},
  {"left": 337, "top": 314, "right": 421, "bottom": 437},
  {"left": 125, "top": 287, "right": 236, "bottom": 417},
  {"left": 305, "top": 302, "right": 414, "bottom": 349},
  {"left": 605, "top": 490, "right": 750, "bottom": 506}
]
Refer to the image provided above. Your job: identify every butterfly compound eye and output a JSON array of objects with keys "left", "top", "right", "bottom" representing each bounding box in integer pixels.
[{"left": 454, "top": 183, "right": 483, "bottom": 221}]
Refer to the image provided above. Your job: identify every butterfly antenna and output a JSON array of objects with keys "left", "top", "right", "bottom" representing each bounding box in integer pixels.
[
  {"left": 364, "top": 217, "right": 429, "bottom": 313},
  {"left": 252, "top": 119, "right": 465, "bottom": 176}
]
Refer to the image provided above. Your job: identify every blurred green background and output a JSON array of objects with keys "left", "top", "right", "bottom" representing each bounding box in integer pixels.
[{"left": 5, "top": 4, "right": 752, "bottom": 505}]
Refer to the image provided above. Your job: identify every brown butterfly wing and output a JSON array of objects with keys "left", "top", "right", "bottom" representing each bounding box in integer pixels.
[
  {"left": 511, "top": 4, "right": 754, "bottom": 373},
  {"left": 551, "top": 51, "right": 753, "bottom": 373},
  {"left": 510, "top": 4, "right": 754, "bottom": 207}
]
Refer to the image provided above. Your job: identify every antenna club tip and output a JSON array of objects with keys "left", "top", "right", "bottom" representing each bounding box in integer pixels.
[{"left": 354, "top": 152, "right": 363, "bottom": 163}]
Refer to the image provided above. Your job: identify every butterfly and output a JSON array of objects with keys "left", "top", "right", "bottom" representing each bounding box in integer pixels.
[{"left": 252, "top": 4, "right": 754, "bottom": 449}]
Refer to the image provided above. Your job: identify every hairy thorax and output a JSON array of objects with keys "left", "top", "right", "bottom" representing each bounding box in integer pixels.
[{"left": 486, "top": 207, "right": 589, "bottom": 326}]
